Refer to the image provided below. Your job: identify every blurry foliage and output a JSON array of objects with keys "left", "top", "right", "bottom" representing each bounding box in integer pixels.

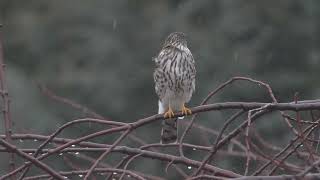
[{"left": 1, "top": 0, "right": 320, "bottom": 178}]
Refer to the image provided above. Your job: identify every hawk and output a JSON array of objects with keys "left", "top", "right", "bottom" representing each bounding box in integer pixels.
[{"left": 153, "top": 32, "right": 196, "bottom": 144}]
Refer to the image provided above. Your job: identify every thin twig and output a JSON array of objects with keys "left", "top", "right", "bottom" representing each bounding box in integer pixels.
[
  {"left": 84, "top": 129, "right": 131, "bottom": 179},
  {"left": 0, "top": 139, "right": 65, "bottom": 180},
  {"left": 252, "top": 123, "right": 318, "bottom": 175},
  {"left": 268, "top": 123, "right": 319, "bottom": 175},
  {"left": 119, "top": 153, "right": 143, "bottom": 180},
  {"left": 18, "top": 118, "right": 125, "bottom": 179},
  {"left": 23, "top": 168, "right": 146, "bottom": 180},
  {"left": 193, "top": 109, "right": 269, "bottom": 176},
  {"left": 192, "top": 110, "right": 245, "bottom": 176},
  {"left": 0, "top": 23, "right": 15, "bottom": 179},
  {"left": 245, "top": 104, "right": 271, "bottom": 175},
  {"left": 38, "top": 83, "right": 149, "bottom": 146}
]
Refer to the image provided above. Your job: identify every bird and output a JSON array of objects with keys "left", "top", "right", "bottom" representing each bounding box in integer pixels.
[{"left": 153, "top": 32, "right": 196, "bottom": 144}]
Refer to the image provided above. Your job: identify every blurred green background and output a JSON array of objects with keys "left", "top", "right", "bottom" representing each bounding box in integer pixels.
[{"left": 1, "top": 0, "right": 320, "bottom": 179}]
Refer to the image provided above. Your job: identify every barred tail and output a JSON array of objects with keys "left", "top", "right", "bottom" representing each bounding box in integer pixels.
[
  {"left": 158, "top": 101, "right": 178, "bottom": 144},
  {"left": 161, "top": 118, "right": 178, "bottom": 144}
]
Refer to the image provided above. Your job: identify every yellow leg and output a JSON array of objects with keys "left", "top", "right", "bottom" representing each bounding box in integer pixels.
[
  {"left": 164, "top": 106, "right": 175, "bottom": 119},
  {"left": 181, "top": 104, "right": 192, "bottom": 116}
]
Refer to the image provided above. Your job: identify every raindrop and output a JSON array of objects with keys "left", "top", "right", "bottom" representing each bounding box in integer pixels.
[
  {"left": 112, "top": 19, "right": 117, "bottom": 30},
  {"left": 188, "top": 166, "right": 192, "bottom": 170},
  {"left": 234, "top": 52, "right": 238, "bottom": 62},
  {"left": 192, "top": 148, "right": 196, "bottom": 151},
  {"left": 300, "top": 144, "right": 304, "bottom": 147},
  {"left": 33, "top": 139, "right": 38, "bottom": 142},
  {"left": 63, "top": 176, "right": 68, "bottom": 179},
  {"left": 79, "top": 174, "right": 83, "bottom": 178},
  {"left": 19, "top": 139, "right": 23, "bottom": 142},
  {"left": 59, "top": 153, "right": 63, "bottom": 156},
  {"left": 28, "top": 153, "right": 33, "bottom": 155},
  {"left": 71, "top": 145, "right": 75, "bottom": 147},
  {"left": 127, "top": 175, "right": 131, "bottom": 178},
  {"left": 75, "top": 152, "right": 79, "bottom": 155},
  {"left": 113, "top": 172, "right": 117, "bottom": 175}
]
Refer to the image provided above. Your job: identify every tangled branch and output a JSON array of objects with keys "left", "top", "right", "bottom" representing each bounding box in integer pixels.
[{"left": 1, "top": 27, "right": 320, "bottom": 179}]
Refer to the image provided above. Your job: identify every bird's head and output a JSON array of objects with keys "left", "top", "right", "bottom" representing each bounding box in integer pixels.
[{"left": 163, "top": 32, "right": 187, "bottom": 48}]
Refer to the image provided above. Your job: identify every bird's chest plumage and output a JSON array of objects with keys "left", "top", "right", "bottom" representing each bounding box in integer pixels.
[
  {"left": 154, "top": 44, "right": 195, "bottom": 111},
  {"left": 163, "top": 57, "right": 191, "bottom": 94},
  {"left": 160, "top": 56, "right": 193, "bottom": 110}
]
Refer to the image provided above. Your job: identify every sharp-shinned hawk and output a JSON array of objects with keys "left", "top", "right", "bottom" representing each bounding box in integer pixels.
[{"left": 153, "top": 32, "right": 196, "bottom": 144}]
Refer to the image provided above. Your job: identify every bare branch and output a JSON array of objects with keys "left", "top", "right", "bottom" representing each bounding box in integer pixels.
[
  {"left": 0, "top": 139, "right": 65, "bottom": 179},
  {"left": 2, "top": 71, "right": 320, "bottom": 179},
  {"left": 0, "top": 23, "right": 15, "bottom": 178}
]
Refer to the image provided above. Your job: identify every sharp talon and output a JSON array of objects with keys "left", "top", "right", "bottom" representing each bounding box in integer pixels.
[
  {"left": 164, "top": 107, "right": 175, "bottom": 118},
  {"left": 182, "top": 104, "right": 192, "bottom": 116}
]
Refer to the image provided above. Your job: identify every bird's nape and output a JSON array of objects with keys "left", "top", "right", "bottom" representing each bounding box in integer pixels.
[{"left": 164, "top": 32, "right": 187, "bottom": 47}]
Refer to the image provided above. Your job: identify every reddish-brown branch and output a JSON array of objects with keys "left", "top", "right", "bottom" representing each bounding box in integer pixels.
[
  {"left": 180, "top": 121, "right": 247, "bottom": 151},
  {"left": 0, "top": 145, "right": 303, "bottom": 172},
  {"left": 84, "top": 129, "right": 131, "bottom": 179},
  {"left": 119, "top": 153, "right": 143, "bottom": 180},
  {"left": 38, "top": 83, "right": 151, "bottom": 146},
  {"left": 298, "top": 159, "right": 320, "bottom": 177},
  {"left": 2, "top": 71, "right": 320, "bottom": 179},
  {"left": 179, "top": 76, "right": 243, "bottom": 157},
  {"left": 193, "top": 108, "right": 269, "bottom": 176},
  {"left": 192, "top": 110, "right": 245, "bottom": 176},
  {"left": 268, "top": 123, "right": 319, "bottom": 175},
  {"left": 0, "top": 139, "right": 65, "bottom": 179},
  {"left": 233, "top": 173, "right": 320, "bottom": 180},
  {"left": 253, "top": 123, "right": 318, "bottom": 175},
  {"left": 294, "top": 93, "right": 316, "bottom": 165},
  {"left": 5, "top": 103, "right": 254, "bottom": 179},
  {"left": 38, "top": 84, "right": 105, "bottom": 119},
  {"left": 0, "top": 145, "right": 240, "bottom": 177},
  {"left": 23, "top": 168, "right": 146, "bottom": 180},
  {"left": 0, "top": 133, "right": 111, "bottom": 148},
  {"left": 249, "top": 141, "right": 303, "bottom": 173},
  {"left": 2, "top": 101, "right": 320, "bottom": 178},
  {"left": 1, "top": 125, "right": 129, "bottom": 179},
  {"left": 139, "top": 144, "right": 188, "bottom": 177},
  {"left": 18, "top": 118, "right": 125, "bottom": 179},
  {"left": 187, "top": 174, "right": 226, "bottom": 180},
  {"left": 179, "top": 76, "right": 314, "bottom": 161},
  {"left": 244, "top": 104, "right": 272, "bottom": 175},
  {"left": 0, "top": 24, "right": 15, "bottom": 178}
]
